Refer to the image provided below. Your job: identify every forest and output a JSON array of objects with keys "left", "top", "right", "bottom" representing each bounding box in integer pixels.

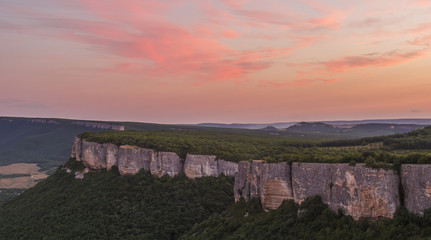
[
  {"left": 78, "top": 126, "right": 431, "bottom": 169},
  {"left": 0, "top": 159, "right": 234, "bottom": 239}
]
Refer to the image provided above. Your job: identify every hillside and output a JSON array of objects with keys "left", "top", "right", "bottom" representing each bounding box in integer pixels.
[
  {"left": 2, "top": 125, "right": 431, "bottom": 238},
  {"left": 283, "top": 122, "right": 425, "bottom": 139},
  {"left": 181, "top": 197, "right": 431, "bottom": 240},
  {"left": 1, "top": 116, "right": 430, "bottom": 203},
  {"left": 0, "top": 159, "right": 234, "bottom": 239}
]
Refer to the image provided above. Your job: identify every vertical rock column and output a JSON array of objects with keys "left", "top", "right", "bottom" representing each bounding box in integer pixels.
[
  {"left": 81, "top": 140, "right": 108, "bottom": 170},
  {"left": 234, "top": 161, "right": 252, "bottom": 202},
  {"left": 71, "top": 137, "right": 82, "bottom": 161},
  {"left": 234, "top": 161, "right": 293, "bottom": 210},
  {"left": 260, "top": 162, "right": 293, "bottom": 210},
  {"left": 401, "top": 164, "right": 431, "bottom": 215},
  {"left": 118, "top": 146, "right": 153, "bottom": 175},
  {"left": 183, "top": 154, "right": 219, "bottom": 179},
  {"left": 104, "top": 144, "right": 119, "bottom": 170},
  {"left": 150, "top": 152, "right": 183, "bottom": 177}
]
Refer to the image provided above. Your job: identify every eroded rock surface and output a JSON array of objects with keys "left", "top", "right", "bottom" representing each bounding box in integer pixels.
[
  {"left": 292, "top": 163, "right": 400, "bottom": 219},
  {"left": 71, "top": 136, "right": 82, "bottom": 161},
  {"left": 292, "top": 163, "right": 332, "bottom": 204},
  {"left": 150, "top": 152, "right": 182, "bottom": 177},
  {"left": 218, "top": 160, "right": 238, "bottom": 176},
  {"left": 260, "top": 162, "right": 292, "bottom": 210},
  {"left": 331, "top": 164, "right": 400, "bottom": 220},
  {"left": 401, "top": 164, "right": 431, "bottom": 215},
  {"left": 234, "top": 161, "right": 252, "bottom": 202},
  {"left": 184, "top": 154, "right": 218, "bottom": 179},
  {"left": 118, "top": 146, "right": 154, "bottom": 175},
  {"left": 234, "top": 161, "right": 293, "bottom": 210},
  {"left": 105, "top": 144, "right": 119, "bottom": 170},
  {"left": 81, "top": 140, "right": 107, "bottom": 170}
]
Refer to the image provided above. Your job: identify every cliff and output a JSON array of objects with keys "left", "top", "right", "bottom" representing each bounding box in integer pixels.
[
  {"left": 292, "top": 163, "right": 400, "bottom": 220},
  {"left": 71, "top": 137, "right": 238, "bottom": 178},
  {"left": 234, "top": 161, "right": 292, "bottom": 210},
  {"left": 70, "top": 137, "right": 431, "bottom": 219},
  {"left": 401, "top": 164, "right": 431, "bottom": 215}
]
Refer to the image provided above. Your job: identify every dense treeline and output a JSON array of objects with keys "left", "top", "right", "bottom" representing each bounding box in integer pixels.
[
  {"left": 78, "top": 129, "right": 431, "bottom": 168},
  {"left": 78, "top": 130, "right": 319, "bottom": 162},
  {"left": 181, "top": 197, "right": 431, "bottom": 240},
  {"left": 0, "top": 189, "right": 25, "bottom": 204},
  {"left": 321, "top": 126, "right": 431, "bottom": 150},
  {"left": 0, "top": 159, "right": 234, "bottom": 239}
]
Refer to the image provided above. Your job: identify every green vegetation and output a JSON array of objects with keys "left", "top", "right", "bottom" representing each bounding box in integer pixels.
[
  {"left": 181, "top": 197, "right": 431, "bottom": 240},
  {"left": 2, "top": 122, "right": 431, "bottom": 239},
  {"left": 0, "top": 189, "right": 25, "bottom": 204},
  {"left": 0, "top": 159, "right": 234, "bottom": 239},
  {"left": 78, "top": 126, "right": 431, "bottom": 170},
  {"left": 78, "top": 130, "right": 319, "bottom": 161},
  {"left": 320, "top": 126, "right": 431, "bottom": 150}
]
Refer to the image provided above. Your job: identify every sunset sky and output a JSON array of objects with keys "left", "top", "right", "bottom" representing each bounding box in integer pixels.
[{"left": 1, "top": 0, "right": 431, "bottom": 124}]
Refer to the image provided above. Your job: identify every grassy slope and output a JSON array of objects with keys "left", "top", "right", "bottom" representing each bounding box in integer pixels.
[{"left": 0, "top": 159, "right": 234, "bottom": 240}]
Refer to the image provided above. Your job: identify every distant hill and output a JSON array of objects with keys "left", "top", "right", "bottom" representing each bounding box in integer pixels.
[
  {"left": 196, "top": 119, "right": 431, "bottom": 130},
  {"left": 283, "top": 122, "right": 425, "bottom": 138},
  {"left": 196, "top": 122, "right": 296, "bottom": 129}
]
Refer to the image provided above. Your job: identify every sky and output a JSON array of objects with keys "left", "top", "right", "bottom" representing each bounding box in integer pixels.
[{"left": 1, "top": 0, "right": 431, "bottom": 124}]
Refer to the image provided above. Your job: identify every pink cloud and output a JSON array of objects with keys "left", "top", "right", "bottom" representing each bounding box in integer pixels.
[
  {"left": 293, "top": 77, "right": 340, "bottom": 86},
  {"left": 409, "top": 35, "right": 431, "bottom": 46},
  {"left": 222, "top": 29, "right": 240, "bottom": 39},
  {"left": 321, "top": 49, "right": 427, "bottom": 73},
  {"left": 2, "top": 0, "right": 296, "bottom": 83},
  {"left": 411, "top": 0, "right": 431, "bottom": 6}
]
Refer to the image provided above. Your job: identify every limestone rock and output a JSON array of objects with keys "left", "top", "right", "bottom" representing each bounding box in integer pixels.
[
  {"left": 118, "top": 146, "right": 154, "bottom": 175},
  {"left": 234, "top": 161, "right": 252, "bottom": 202},
  {"left": 104, "top": 143, "right": 119, "bottom": 170},
  {"left": 330, "top": 164, "right": 400, "bottom": 220},
  {"left": 292, "top": 163, "right": 332, "bottom": 205},
  {"left": 81, "top": 140, "right": 107, "bottom": 170},
  {"left": 401, "top": 164, "right": 431, "bottom": 215},
  {"left": 234, "top": 161, "right": 293, "bottom": 210},
  {"left": 260, "top": 162, "right": 292, "bottom": 210},
  {"left": 184, "top": 154, "right": 218, "bottom": 179},
  {"left": 218, "top": 160, "right": 238, "bottom": 177},
  {"left": 292, "top": 163, "right": 400, "bottom": 220},
  {"left": 71, "top": 137, "right": 82, "bottom": 161},
  {"left": 150, "top": 152, "right": 183, "bottom": 177}
]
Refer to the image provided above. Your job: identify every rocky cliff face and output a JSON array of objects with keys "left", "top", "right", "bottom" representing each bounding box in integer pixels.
[
  {"left": 71, "top": 136, "right": 82, "bottom": 161},
  {"left": 292, "top": 163, "right": 400, "bottom": 220},
  {"left": 150, "top": 152, "right": 182, "bottom": 177},
  {"left": 401, "top": 164, "right": 431, "bottom": 215},
  {"left": 234, "top": 160, "right": 292, "bottom": 210},
  {"left": 235, "top": 161, "right": 400, "bottom": 218},
  {"left": 81, "top": 140, "right": 108, "bottom": 170},
  {"left": 71, "top": 137, "right": 238, "bottom": 179},
  {"left": 118, "top": 146, "right": 153, "bottom": 175},
  {"left": 218, "top": 160, "right": 238, "bottom": 177},
  {"left": 184, "top": 154, "right": 218, "bottom": 179},
  {"left": 71, "top": 137, "right": 431, "bottom": 219}
]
